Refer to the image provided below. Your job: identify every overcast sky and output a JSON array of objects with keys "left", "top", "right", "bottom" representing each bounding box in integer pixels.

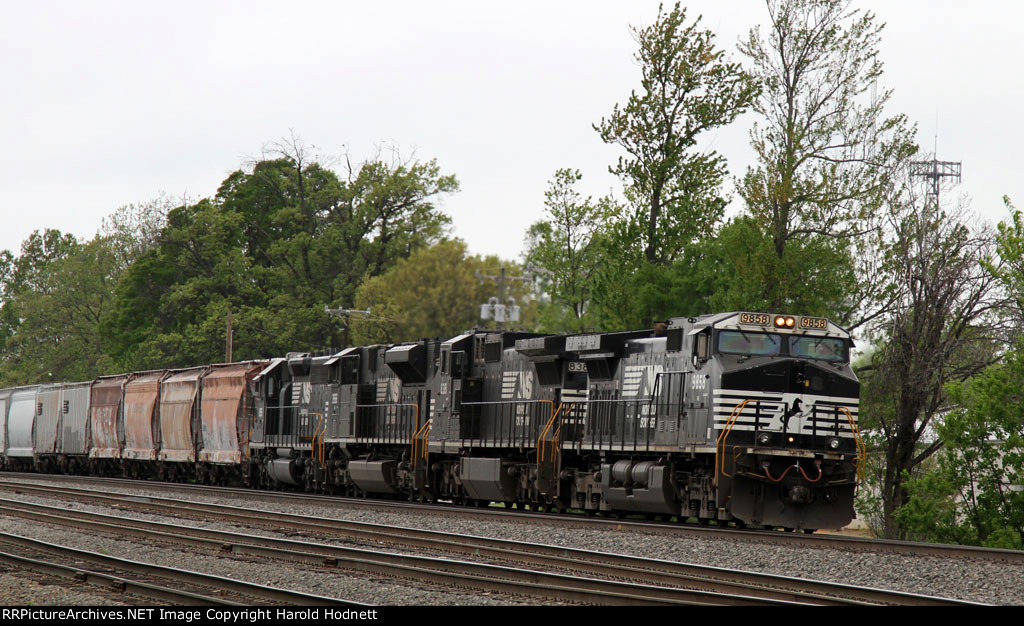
[{"left": 1, "top": 1, "right": 1021, "bottom": 266}]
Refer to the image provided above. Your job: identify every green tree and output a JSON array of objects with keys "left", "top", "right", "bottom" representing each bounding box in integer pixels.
[
  {"left": 350, "top": 240, "right": 534, "bottom": 344},
  {"left": 0, "top": 229, "right": 80, "bottom": 382},
  {"left": 105, "top": 141, "right": 458, "bottom": 368},
  {"left": 524, "top": 169, "right": 617, "bottom": 332},
  {"left": 669, "top": 215, "right": 857, "bottom": 317},
  {"left": 860, "top": 177, "right": 1006, "bottom": 539},
  {"left": 895, "top": 196, "right": 1024, "bottom": 547},
  {"left": 103, "top": 198, "right": 257, "bottom": 369},
  {"left": 596, "top": 2, "right": 759, "bottom": 267},
  {"left": 738, "top": 0, "right": 917, "bottom": 320},
  {"left": 987, "top": 197, "right": 1024, "bottom": 326},
  {"left": 896, "top": 343, "right": 1024, "bottom": 549},
  {"left": 0, "top": 214, "right": 164, "bottom": 385},
  {"left": 588, "top": 3, "right": 758, "bottom": 329}
]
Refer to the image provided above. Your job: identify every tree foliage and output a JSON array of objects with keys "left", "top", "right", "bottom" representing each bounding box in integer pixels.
[
  {"left": 104, "top": 141, "right": 457, "bottom": 370},
  {"left": 590, "top": 2, "right": 758, "bottom": 328},
  {"left": 595, "top": 2, "right": 757, "bottom": 265},
  {"left": 987, "top": 196, "right": 1024, "bottom": 327},
  {"left": 524, "top": 169, "right": 617, "bottom": 333},
  {"left": 350, "top": 240, "right": 534, "bottom": 344},
  {"left": 738, "top": 0, "right": 917, "bottom": 320},
  {"left": 894, "top": 196, "right": 1024, "bottom": 547},
  {"left": 860, "top": 174, "right": 1007, "bottom": 539},
  {"left": 0, "top": 201, "right": 167, "bottom": 386},
  {"left": 896, "top": 342, "right": 1024, "bottom": 549},
  {"left": 668, "top": 215, "right": 857, "bottom": 316}
]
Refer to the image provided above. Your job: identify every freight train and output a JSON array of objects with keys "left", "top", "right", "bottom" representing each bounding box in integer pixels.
[{"left": 0, "top": 311, "right": 864, "bottom": 530}]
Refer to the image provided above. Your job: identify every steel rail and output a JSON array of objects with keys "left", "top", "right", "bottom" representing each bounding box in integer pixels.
[
  {"left": 0, "top": 546, "right": 240, "bottom": 606},
  {"left": 0, "top": 495, "right": 800, "bottom": 606},
  {"left": 0, "top": 531, "right": 361, "bottom": 606},
  {"left": 0, "top": 485, "right": 979, "bottom": 606},
  {"left": 4, "top": 473, "right": 1022, "bottom": 566}
]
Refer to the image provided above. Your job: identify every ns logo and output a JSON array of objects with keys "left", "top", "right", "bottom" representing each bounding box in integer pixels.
[{"left": 501, "top": 371, "right": 535, "bottom": 400}]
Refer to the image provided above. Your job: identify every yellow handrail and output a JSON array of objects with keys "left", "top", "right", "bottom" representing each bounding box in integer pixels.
[
  {"left": 713, "top": 400, "right": 865, "bottom": 486},
  {"left": 715, "top": 399, "right": 749, "bottom": 481},
  {"left": 309, "top": 413, "right": 325, "bottom": 470},
  {"left": 412, "top": 419, "right": 431, "bottom": 464},
  {"left": 537, "top": 402, "right": 572, "bottom": 463},
  {"left": 839, "top": 406, "right": 866, "bottom": 483},
  {"left": 537, "top": 404, "right": 557, "bottom": 463}
]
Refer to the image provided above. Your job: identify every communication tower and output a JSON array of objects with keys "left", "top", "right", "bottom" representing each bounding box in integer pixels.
[
  {"left": 910, "top": 128, "right": 961, "bottom": 208},
  {"left": 909, "top": 158, "right": 961, "bottom": 208}
]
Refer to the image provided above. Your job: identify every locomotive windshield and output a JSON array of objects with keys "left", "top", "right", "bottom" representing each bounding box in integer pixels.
[
  {"left": 717, "top": 331, "right": 781, "bottom": 356},
  {"left": 790, "top": 336, "right": 848, "bottom": 362}
]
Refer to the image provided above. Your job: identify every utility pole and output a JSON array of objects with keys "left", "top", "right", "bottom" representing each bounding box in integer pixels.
[
  {"left": 477, "top": 262, "right": 550, "bottom": 329},
  {"left": 477, "top": 264, "right": 520, "bottom": 330},
  {"left": 324, "top": 305, "right": 374, "bottom": 347}
]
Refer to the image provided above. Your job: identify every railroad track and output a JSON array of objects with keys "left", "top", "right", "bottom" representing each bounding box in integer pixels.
[
  {"left": 5, "top": 473, "right": 1022, "bottom": 565},
  {"left": 0, "top": 480, "right": 980, "bottom": 606},
  {"left": 0, "top": 531, "right": 359, "bottom": 606}
]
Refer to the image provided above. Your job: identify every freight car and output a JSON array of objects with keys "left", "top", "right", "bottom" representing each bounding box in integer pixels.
[{"left": 0, "top": 311, "right": 863, "bottom": 531}]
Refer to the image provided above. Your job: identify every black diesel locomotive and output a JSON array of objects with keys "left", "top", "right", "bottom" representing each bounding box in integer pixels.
[{"left": 244, "top": 311, "right": 864, "bottom": 530}]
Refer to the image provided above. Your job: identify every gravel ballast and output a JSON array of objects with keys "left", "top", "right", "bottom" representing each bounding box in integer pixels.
[{"left": 0, "top": 475, "right": 1020, "bottom": 606}]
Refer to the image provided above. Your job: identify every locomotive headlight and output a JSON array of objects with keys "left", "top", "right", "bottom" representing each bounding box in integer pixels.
[
  {"left": 828, "top": 437, "right": 841, "bottom": 450},
  {"left": 756, "top": 431, "right": 771, "bottom": 446},
  {"left": 774, "top": 316, "right": 796, "bottom": 328}
]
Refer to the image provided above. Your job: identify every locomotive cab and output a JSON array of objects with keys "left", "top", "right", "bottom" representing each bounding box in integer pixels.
[{"left": 697, "top": 312, "right": 863, "bottom": 529}]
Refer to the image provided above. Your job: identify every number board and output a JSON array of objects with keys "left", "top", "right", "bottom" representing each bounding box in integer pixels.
[
  {"left": 739, "top": 312, "right": 771, "bottom": 326},
  {"left": 799, "top": 316, "right": 828, "bottom": 330}
]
